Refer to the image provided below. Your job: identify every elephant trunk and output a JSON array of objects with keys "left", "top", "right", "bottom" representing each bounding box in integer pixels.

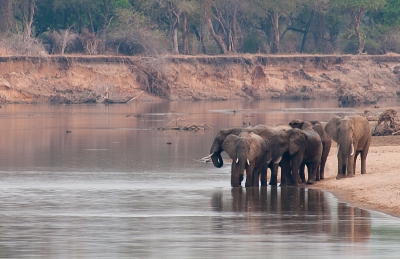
[
  {"left": 211, "top": 152, "right": 223, "bottom": 168},
  {"left": 231, "top": 159, "right": 246, "bottom": 187},
  {"left": 339, "top": 141, "right": 353, "bottom": 177}
]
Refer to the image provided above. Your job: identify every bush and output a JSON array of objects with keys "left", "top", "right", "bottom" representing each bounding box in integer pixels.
[
  {"left": 0, "top": 34, "right": 47, "bottom": 55},
  {"left": 241, "top": 31, "right": 263, "bottom": 53}
]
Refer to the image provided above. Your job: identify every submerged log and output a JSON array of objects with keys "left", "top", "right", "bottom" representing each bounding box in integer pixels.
[
  {"left": 102, "top": 97, "right": 134, "bottom": 104},
  {"left": 151, "top": 122, "right": 211, "bottom": 131}
]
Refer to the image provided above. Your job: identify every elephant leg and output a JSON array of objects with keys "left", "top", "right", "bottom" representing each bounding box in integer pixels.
[
  {"left": 361, "top": 142, "right": 370, "bottom": 175},
  {"left": 347, "top": 153, "right": 356, "bottom": 177},
  {"left": 336, "top": 149, "right": 346, "bottom": 179},
  {"left": 319, "top": 148, "right": 329, "bottom": 180},
  {"left": 315, "top": 161, "right": 321, "bottom": 181},
  {"left": 260, "top": 166, "right": 268, "bottom": 186},
  {"left": 258, "top": 160, "right": 269, "bottom": 187},
  {"left": 290, "top": 157, "right": 302, "bottom": 187},
  {"left": 231, "top": 163, "right": 242, "bottom": 187},
  {"left": 280, "top": 155, "right": 291, "bottom": 186},
  {"left": 245, "top": 162, "right": 256, "bottom": 187},
  {"left": 245, "top": 172, "right": 252, "bottom": 187},
  {"left": 252, "top": 167, "right": 262, "bottom": 187},
  {"left": 260, "top": 166, "right": 267, "bottom": 186},
  {"left": 353, "top": 151, "right": 360, "bottom": 175},
  {"left": 299, "top": 163, "right": 306, "bottom": 183},
  {"left": 306, "top": 162, "right": 318, "bottom": 185},
  {"left": 269, "top": 163, "right": 278, "bottom": 186}
]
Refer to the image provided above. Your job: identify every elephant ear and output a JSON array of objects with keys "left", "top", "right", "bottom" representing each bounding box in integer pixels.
[
  {"left": 221, "top": 134, "right": 239, "bottom": 160},
  {"left": 211, "top": 128, "right": 242, "bottom": 154},
  {"left": 289, "top": 129, "right": 307, "bottom": 155},
  {"left": 289, "top": 119, "right": 304, "bottom": 129},
  {"left": 249, "top": 127, "right": 274, "bottom": 150},
  {"left": 325, "top": 116, "right": 341, "bottom": 143},
  {"left": 351, "top": 116, "right": 370, "bottom": 142},
  {"left": 248, "top": 132, "right": 262, "bottom": 161}
]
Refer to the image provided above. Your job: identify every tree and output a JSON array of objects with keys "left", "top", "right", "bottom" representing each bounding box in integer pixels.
[
  {"left": 203, "top": 0, "right": 245, "bottom": 54},
  {"left": 14, "top": 0, "right": 36, "bottom": 41},
  {"left": 108, "top": 7, "right": 169, "bottom": 55},
  {"left": 137, "top": 0, "right": 197, "bottom": 54},
  {"left": 253, "top": 0, "right": 298, "bottom": 53},
  {"left": 331, "top": 0, "right": 386, "bottom": 54},
  {"left": 0, "top": 0, "right": 13, "bottom": 35},
  {"left": 284, "top": 0, "right": 329, "bottom": 53}
]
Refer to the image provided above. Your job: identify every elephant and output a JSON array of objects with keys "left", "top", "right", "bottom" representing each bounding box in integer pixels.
[
  {"left": 209, "top": 127, "right": 243, "bottom": 168},
  {"left": 221, "top": 132, "right": 268, "bottom": 187},
  {"left": 207, "top": 125, "right": 275, "bottom": 186},
  {"left": 267, "top": 124, "right": 292, "bottom": 186},
  {"left": 289, "top": 119, "right": 332, "bottom": 181},
  {"left": 271, "top": 122, "right": 322, "bottom": 186},
  {"left": 325, "top": 115, "right": 371, "bottom": 179}
]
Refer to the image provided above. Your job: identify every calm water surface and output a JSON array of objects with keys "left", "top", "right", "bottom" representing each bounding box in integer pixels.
[{"left": 0, "top": 100, "right": 399, "bottom": 258}]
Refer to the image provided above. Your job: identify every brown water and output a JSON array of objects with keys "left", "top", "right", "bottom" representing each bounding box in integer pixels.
[{"left": 0, "top": 100, "right": 399, "bottom": 258}]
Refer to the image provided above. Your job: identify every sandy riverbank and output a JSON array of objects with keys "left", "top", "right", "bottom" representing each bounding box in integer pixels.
[{"left": 311, "top": 135, "right": 400, "bottom": 218}]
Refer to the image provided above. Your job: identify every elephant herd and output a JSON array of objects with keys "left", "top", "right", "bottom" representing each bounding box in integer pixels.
[{"left": 205, "top": 115, "right": 371, "bottom": 187}]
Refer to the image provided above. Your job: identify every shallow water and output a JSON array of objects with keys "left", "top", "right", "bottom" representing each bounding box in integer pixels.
[{"left": 0, "top": 100, "right": 399, "bottom": 258}]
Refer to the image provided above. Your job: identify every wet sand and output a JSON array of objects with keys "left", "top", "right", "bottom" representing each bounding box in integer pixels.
[{"left": 311, "top": 135, "right": 400, "bottom": 218}]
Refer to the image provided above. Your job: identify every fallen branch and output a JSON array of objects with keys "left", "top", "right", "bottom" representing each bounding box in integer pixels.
[
  {"left": 151, "top": 122, "right": 212, "bottom": 131},
  {"left": 372, "top": 109, "right": 400, "bottom": 136},
  {"left": 127, "top": 91, "right": 144, "bottom": 103}
]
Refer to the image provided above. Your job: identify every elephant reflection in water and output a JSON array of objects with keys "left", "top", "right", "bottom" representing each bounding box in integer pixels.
[
  {"left": 210, "top": 188, "right": 331, "bottom": 235},
  {"left": 337, "top": 203, "right": 371, "bottom": 242},
  {"left": 210, "top": 187, "right": 371, "bottom": 241}
]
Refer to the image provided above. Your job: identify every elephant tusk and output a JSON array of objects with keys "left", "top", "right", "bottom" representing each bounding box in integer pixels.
[
  {"left": 350, "top": 143, "right": 354, "bottom": 156},
  {"left": 275, "top": 156, "right": 282, "bottom": 164},
  {"left": 247, "top": 159, "right": 250, "bottom": 165},
  {"left": 236, "top": 158, "right": 239, "bottom": 164},
  {"left": 337, "top": 144, "right": 340, "bottom": 155},
  {"left": 202, "top": 153, "right": 213, "bottom": 160},
  {"left": 266, "top": 158, "right": 272, "bottom": 164}
]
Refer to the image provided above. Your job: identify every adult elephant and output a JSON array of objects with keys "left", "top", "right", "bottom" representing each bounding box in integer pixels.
[
  {"left": 289, "top": 119, "right": 332, "bottom": 181},
  {"left": 208, "top": 127, "right": 242, "bottom": 168},
  {"left": 267, "top": 124, "right": 292, "bottom": 186},
  {"left": 222, "top": 132, "right": 268, "bottom": 187},
  {"left": 325, "top": 115, "right": 371, "bottom": 179},
  {"left": 271, "top": 123, "right": 322, "bottom": 186},
  {"left": 207, "top": 125, "right": 275, "bottom": 186}
]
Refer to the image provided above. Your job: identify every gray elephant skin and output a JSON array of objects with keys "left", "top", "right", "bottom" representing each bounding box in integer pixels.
[
  {"left": 271, "top": 122, "right": 322, "bottom": 186},
  {"left": 222, "top": 132, "right": 268, "bottom": 187},
  {"left": 209, "top": 125, "right": 275, "bottom": 187},
  {"left": 289, "top": 119, "right": 332, "bottom": 182},
  {"left": 325, "top": 115, "right": 371, "bottom": 179}
]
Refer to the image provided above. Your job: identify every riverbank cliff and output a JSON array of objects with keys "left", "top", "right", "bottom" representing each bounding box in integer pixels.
[{"left": 1, "top": 54, "right": 400, "bottom": 104}]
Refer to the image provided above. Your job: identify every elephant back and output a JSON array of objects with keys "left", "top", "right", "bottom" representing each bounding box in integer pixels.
[{"left": 244, "top": 126, "right": 275, "bottom": 149}]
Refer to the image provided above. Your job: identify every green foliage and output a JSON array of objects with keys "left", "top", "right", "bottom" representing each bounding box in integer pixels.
[
  {"left": 108, "top": 7, "right": 169, "bottom": 54},
  {"left": 330, "top": 0, "right": 386, "bottom": 11},
  {"left": 241, "top": 31, "right": 263, "bottom": 53},
  {"left": 382, "top": 0, "right": 400, "bottom": 26},
  {"left": 4, "top": 0, "right": 400, "bottom": 55}
]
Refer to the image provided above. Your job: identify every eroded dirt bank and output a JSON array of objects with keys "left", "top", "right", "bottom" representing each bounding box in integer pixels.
[{"left": 1, "top": 54, "right": 400, "bottom": 103}]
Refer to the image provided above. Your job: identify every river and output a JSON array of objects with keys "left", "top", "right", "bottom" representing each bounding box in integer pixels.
[{"left": 0, "top": 99, "right": 399, "bottom": 258}]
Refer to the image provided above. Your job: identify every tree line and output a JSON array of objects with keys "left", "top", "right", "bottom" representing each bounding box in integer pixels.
[{"left": 0, "top": 0, "right": 398, "bottom": 56}]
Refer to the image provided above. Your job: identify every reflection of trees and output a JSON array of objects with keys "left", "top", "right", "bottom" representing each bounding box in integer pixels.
[{"left": 211, "top": 187, "right": 371, "bottom": 242}]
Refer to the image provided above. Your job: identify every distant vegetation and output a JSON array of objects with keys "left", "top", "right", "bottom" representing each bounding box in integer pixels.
[{"left": 0, "top": 0, "right": 399, "bottom": 56}]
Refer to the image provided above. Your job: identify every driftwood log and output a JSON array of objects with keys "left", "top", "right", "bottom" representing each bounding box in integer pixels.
[
  {"left": 151, "top": 118, "right": 211, "bottom": 131},
  {"left": 372, "top": 109, "right": 400, "bottom": 136}
]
